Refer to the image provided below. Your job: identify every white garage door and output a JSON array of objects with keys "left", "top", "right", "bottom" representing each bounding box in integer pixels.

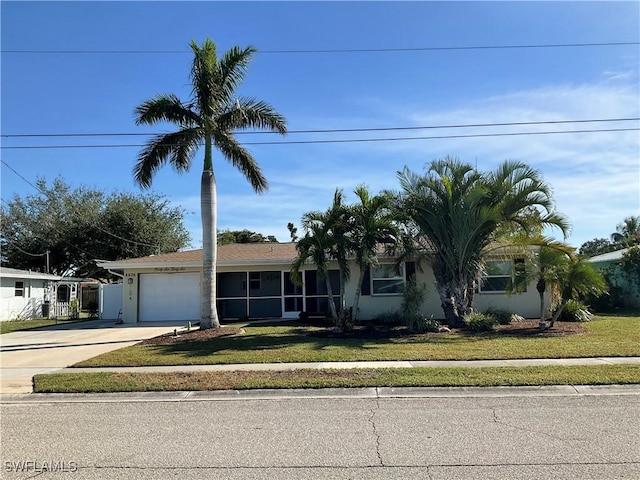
[{"left": 139, "top": 273, "right": 200, "bottom": 322}]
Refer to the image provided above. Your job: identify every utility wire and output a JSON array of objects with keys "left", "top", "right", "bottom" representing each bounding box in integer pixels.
[
  {"left": 2, "top": 127, "right": 638, "bottom": 149},
  {"left": 5, "top": 242, "right": 48, "bottom": 257},
  {"left": 2, "top": 41, "right": 638, "bottom": 55},
  {"left": 2, "top": 117, "right": 638, "bottom": 139},
  {"left": 0, "top": 159, "right": 161, "bottom": 249}
]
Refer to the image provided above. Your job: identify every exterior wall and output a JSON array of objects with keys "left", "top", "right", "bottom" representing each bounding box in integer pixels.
[
  {"left": 345, "top": 262, "right": 547, "bottom": 321},
  {"left": 119, "top": 258, "right": 546, "bottom": 323},
  {"left": 0, "top": 277, "right": 50, "bottom": 321}
]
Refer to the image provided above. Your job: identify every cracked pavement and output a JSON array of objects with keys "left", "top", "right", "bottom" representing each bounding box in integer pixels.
[{"left": 1, "top": 390, "right": 639, "bottom": 479}]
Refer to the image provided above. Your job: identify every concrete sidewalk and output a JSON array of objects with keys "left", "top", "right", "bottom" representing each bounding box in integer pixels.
[{"left": 46, "top": 356, "right": 640, "bottom": 374}]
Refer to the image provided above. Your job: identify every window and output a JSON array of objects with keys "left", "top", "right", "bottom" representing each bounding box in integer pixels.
[
  {"left": 249, "top": 272, "right": 261, "bottom": 290},
  {"left": 14, "top": 281, "right": 25, "bottom": 297},
  {"left": 371, "top": 264, "right": 405, "bottom": 295},
  {"left": 480, "top": 259, "right": 526, "bottom": 293}
]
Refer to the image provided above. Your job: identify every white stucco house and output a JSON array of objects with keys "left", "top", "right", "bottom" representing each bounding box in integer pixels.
[
  {"left": 97, "top": 242, "right": 547, "bottom": 324},
  {"left": 0, "top": 267, "right": 62, "bottom": 321}
]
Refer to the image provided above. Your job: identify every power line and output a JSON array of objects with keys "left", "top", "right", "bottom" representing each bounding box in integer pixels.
[
  {"left": 0, "top": 159, "right": 161, "bottom": 249},
  {"left": 1, "top": 127, "right": 638, "bottom": 150},
  {"left": 2, "top": 117, "right": 638, "bottom": 139},
  {"left": 2, "top": 41, "right": 637, "bottom": 55}
]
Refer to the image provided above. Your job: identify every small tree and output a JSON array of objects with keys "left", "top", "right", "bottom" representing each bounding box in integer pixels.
[{"left": 545, "top": 256, "right": 607, "bottom": 329}]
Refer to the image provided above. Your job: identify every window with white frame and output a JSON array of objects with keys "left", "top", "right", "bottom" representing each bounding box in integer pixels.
[
  {"left": 371, "top": 263, "right": 405, "bottom": 295},
  {"left": 480, "top": 259, "right": 525, "bottom": 293},
  {"left": 14, "top": 281, "right": 25, "bottom": 297}
]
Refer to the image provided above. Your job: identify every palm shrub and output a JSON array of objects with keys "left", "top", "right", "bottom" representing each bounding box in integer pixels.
[
  {"left": 397, "top": 157, "right": 569, "bottom": 327},
  {"left": 550, "top": 299, "right": 593, "bottom": 322},
  {"left": 483, "top": 307, "right": 513, "bottom": 325},
  {"left": 463, "top": 312, "right": 498, "bottom": 331}
]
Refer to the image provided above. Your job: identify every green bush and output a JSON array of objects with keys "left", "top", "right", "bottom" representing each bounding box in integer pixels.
[
  {"left": 484, "top": 307, "right": 513, "bottom": 325},
  {"left": 402, "top": 281, "right": 429, "bottom": 332},
  {"left": 413, "top": 314, "right": 440, "bottom": 333},
  {"left": 552, "top": 299, "right": 594, "bottom": 322},
  {"left": 463, "top": 312, "right": 498, "bottom": 331},
  {"left": 371, "top": 310, "right": 403, "bottom": 326}
]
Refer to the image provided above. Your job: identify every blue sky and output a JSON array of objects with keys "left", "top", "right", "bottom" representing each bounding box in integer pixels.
[{"left": 2, "top": 1, "right": 639, "bottom": 251}]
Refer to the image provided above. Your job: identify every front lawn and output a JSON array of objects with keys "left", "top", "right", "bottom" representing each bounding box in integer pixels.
[
  {"left": 33, "top": 365, "right": 640, "bottom": 393},
  {"left": 0, "top": 316, "right": 95, "bottom": 334},
  {"left": 74, "top": 314, "right": 640, "bottom": 368}
]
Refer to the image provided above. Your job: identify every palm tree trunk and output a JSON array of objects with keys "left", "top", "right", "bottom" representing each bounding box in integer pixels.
[
  {"left": 200, "top": 169, "right": 220, "bottom": 329},
  {"left": 352, "top": 265, "right": 367, "bottom": 322},
  {"left": 547, "top": 299, "right": 566, "bottom": 329},
  {"left": 324, "top": 275, "right": 340, "bottom": 330}
]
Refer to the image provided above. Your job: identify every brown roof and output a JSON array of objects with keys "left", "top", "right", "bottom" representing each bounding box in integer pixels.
[{"left": 99, "top": 242, "right": 299, "bottom": 268}]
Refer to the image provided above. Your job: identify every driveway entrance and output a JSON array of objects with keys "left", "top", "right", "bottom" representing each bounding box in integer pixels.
[{"left": 0, "top": 320, "right": 181, "bottom": 394}]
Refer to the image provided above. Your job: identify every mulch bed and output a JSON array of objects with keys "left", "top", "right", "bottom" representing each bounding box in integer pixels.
[
  {"left": 308, "top": 320, "right": 586, "bottom": 339},
  {"left": 139, "top": 327, "right": 244, "bottom": 346},
  {"left": 139, "top": 320, "right": 585, "bottom": 346}
]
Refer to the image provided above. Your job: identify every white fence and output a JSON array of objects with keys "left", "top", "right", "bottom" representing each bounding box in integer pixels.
[{"left": 100, "top": 284, "right": 123, "bottom": 320}]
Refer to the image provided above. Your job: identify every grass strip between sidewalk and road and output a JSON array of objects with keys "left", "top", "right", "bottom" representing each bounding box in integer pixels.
[
  {"left": 73, "top": 316, "right": 640, "bottom": 367},
  {"left": 33, "top": 365, "right": 640, "bottom": 393}
]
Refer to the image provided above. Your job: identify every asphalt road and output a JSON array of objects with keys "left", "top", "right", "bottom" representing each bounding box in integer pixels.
[{"left": 1, "top": 388, "right": 638, "bottom": 479}]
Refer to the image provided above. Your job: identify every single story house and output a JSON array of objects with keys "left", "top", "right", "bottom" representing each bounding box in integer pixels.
[
  {"left": 0, "top": 267, "right": 62, "bottom": 321},
  {"left": 98, "top": 242, "right": 547, "bottom": 324},
  {"left": 588, "top": 247, "right": 640, "bottom": 308}
]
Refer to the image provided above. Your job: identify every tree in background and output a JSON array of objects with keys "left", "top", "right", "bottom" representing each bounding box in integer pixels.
[
  {"left": 578, "top": 238, "right": 614, "bottom": 257},
  {"left": 397, "top": 157, "right": 569, "bottom": 327},
  {"left": 579, "top": 216, "right": 640, "bottom": 257},
  {"left": 134, "top": 38, "right": 286, "bottom": 329},
  {"left": 217, "top": 229, "right": 278, "bottom": 245},
  {"left": 611, "top": 216, "right": 640, "bottom": 248},
  {"left": 0, "top": 177, "right": 190, "bottom": 277}
]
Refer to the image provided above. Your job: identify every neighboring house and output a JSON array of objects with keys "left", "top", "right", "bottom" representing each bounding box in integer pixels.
[
  {"left": 98, "top": 242, "right": 546, "bottom": 324},
  {"left": 588, "top": 247, "right": 640, "bottom": 308},
  {"left": 51, "top": 278, "right": 101, "bottom": 318},
  {"left": 0, "top": 267, "right": 62, "bottom": 321}
]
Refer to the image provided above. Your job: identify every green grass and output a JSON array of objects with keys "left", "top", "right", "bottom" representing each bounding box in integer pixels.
[
  {"left": 74, "top": 315, "right": 640, "bottom": 368},
  {"left": 33, "top": 365, "right": 640, "bottom": 393},
  {"left": 0, "top": 316, "right": 95, "bottom": 334}
]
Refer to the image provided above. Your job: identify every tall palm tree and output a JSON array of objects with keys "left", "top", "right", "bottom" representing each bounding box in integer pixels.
[
  {"left": 134, "top": 38, "right": 286, "bottom": 329},
  {"left": 398, "top": 157, "right": 569, "bottom": 327},
  {"left": 349, "top": 185, "right": 399, "bottom": 322}
]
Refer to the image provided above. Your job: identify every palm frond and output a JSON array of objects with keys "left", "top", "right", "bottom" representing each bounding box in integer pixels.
[
  {"left": 219, "top": 46, "right": 257, "bottom": 101},
  {"left": 189, "top": 38, "right": 219, "bottom": 120},
  {"left": 133, "top": 130, "right": 201, "bottom": 188},
  {"left": 134, "top": 94, "right": 200, "bottom": 127},
  {"left": 218, "top": 97, "right": 287, "bottom": 134},
  {"left": 212, "top": 133, "right": 268, "bottom": 193}
]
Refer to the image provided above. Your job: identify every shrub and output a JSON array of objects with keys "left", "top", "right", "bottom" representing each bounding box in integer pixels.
[
  {"left": 551, "top": 299, "right": 594, "bottom": 322},
  {"left": 484, "top": 307, "right": 513, "bottom": 325},
  {"left": 463, "top": 312, "right": 498, "bottom": 331},
  {"left": 413, "top": 314, "right": 440, "bottom": 333},
  {"left": 401, "top": 281, "right": 428, "bottom": 332},
  {"left": 371, "top": 310, "right": 403, "bottom": 326}
]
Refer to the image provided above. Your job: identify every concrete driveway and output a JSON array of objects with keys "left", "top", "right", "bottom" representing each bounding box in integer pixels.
[{"left": 0, "top": 320, "right": 182, "bottom": 394}]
